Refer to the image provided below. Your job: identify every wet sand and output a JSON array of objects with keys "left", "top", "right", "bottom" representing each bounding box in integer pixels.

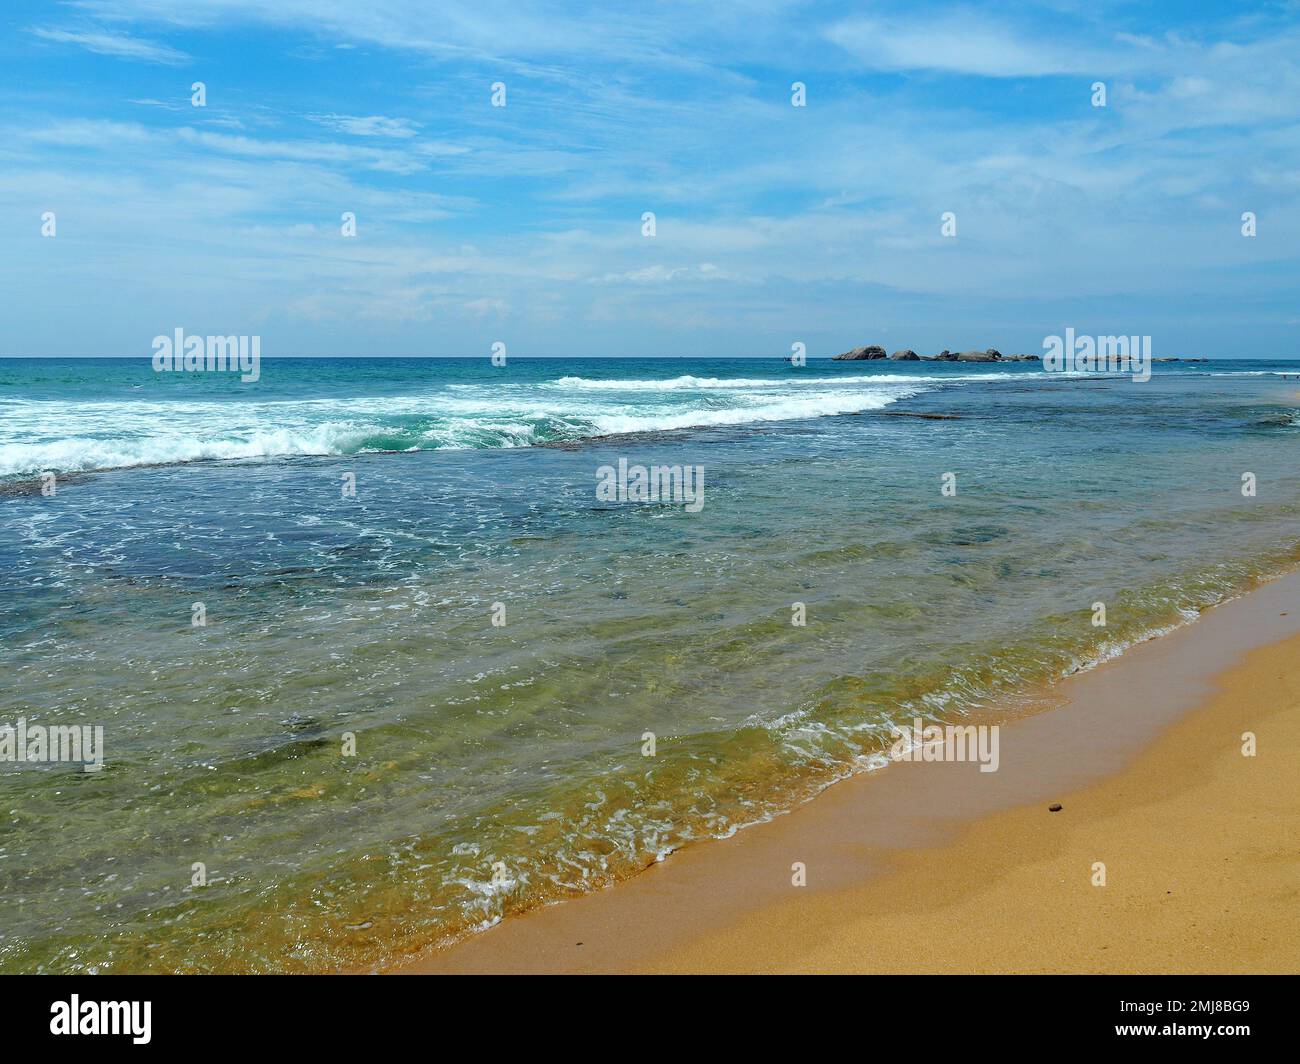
[{"left": 394, "top": 571, "right": 1300, "bottom": 974}]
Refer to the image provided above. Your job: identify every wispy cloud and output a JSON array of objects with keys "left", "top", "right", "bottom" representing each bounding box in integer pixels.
[
  {"left": 173, "top": 126, "right": 431, "bottom": 173},
  {"left": 29, "top": 26, "right": 190, "bottom": 65},
  {"left": 825, "top": 12, "right": 1099, "bottom": 77},
  {"left": 16, "top": 116, "right": 469, "bottom": 175},
  {"left": 309, "top": 114, "right": 421, "bottom": 138}
]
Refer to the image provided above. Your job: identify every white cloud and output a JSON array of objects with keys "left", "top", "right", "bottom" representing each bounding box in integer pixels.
[
  {"left": 825, "top": 14, "right": 1093, "bottom": 77},
  {"left": 29, "top": 26, "right": 190, "bottom": 65},
  {"left": 24, "top": 119, "right": 156, "bottom": 147},
  {"left": 173, "top": 126, "right": 431, "bottom": 173},
  {"left": 17, "top": 119, "right": 436, "bottom": 174},
  {"left": 596, "top": 263, "right": 739, "bottom": 285},
  {"left": 309, "top": 114, "right": 421, "bottom": 138}
]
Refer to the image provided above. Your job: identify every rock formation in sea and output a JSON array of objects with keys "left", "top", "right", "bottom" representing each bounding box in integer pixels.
[
  {"left": 831, "top": 344, "right": 1041, "bottom": 362},
  {"left": 832, "top": 345, "right": 888, "bottom": 360}
]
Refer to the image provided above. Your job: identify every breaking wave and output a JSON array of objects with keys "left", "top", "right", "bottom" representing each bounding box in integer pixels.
[{"left": 0, "top": 376, "right": 946, "bottom": 478}]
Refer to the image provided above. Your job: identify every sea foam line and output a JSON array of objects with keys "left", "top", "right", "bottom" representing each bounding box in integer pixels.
[{"left": 0, "top": 383, "right": 936, "bottom": 477}]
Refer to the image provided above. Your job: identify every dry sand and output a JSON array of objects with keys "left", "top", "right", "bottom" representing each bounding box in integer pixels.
[{"left": 396, "top": 573, "right": 1300, "bottom": 974}]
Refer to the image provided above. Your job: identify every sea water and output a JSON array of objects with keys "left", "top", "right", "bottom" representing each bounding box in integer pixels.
[{"left": 2, "top": 356, "right": 1298, "bottom": 971}]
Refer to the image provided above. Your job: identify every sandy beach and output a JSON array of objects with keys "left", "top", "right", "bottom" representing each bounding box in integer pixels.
[{"left": 397, "top": 572, "right": 1300, "bottom": 974}]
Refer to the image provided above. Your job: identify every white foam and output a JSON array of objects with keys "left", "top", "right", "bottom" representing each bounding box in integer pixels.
[
  {"left": 0, "top": 374, "right": 947, "bottom": 477},
  {"left": 586, "top": 387, "right": 919, "bottom": 434},
  {"left": 551, "top": 372, "right": 1032, "bottom": 390}
]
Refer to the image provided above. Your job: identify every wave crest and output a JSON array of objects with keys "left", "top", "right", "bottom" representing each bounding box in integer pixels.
[{"left": 0, "top": 375, "right": 942, "bottom": 478}]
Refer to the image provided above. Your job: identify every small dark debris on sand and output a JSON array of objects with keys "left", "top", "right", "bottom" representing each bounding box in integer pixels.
[{"left": 1049, "top": 803, "right": 1063, "bottom": 812}]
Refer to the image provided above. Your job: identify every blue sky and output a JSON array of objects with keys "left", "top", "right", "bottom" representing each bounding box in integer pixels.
[{"left": 2, "top": 0, "right": 1298, "bottom": 358}]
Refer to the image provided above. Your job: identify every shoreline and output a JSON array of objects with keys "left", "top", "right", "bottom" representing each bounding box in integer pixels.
[{"left": 393, "top": 570, "right": 1300, "bottom": 974}]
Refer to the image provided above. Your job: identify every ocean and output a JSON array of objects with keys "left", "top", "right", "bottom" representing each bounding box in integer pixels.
[{"left": 2, "top": 356, "right": 1299, "bottom": 971}]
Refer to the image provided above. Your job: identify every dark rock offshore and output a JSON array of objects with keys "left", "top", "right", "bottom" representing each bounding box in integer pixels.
[
  {"left": 832, "top": 345, "right": 888, "bottom": 360},
  {"left": 831, "top": 345, "right": 1043, "bottom": 363}
]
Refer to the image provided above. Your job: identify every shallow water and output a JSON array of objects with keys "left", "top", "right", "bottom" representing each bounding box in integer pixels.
[{"left": 2, "top": 357, "right": 1298, "bottom": 971}]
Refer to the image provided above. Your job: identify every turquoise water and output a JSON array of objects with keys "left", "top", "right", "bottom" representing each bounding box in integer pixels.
[{"left": 2, "top": 357, "right": 1299, "bottom": 971}]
